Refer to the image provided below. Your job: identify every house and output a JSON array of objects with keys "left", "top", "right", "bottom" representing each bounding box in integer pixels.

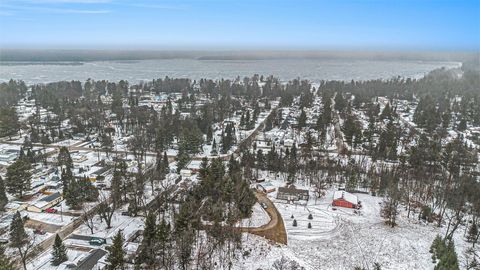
[
  {"left": 283, "top": 139, "right": 295, "bottom": 148},
  {"left": 276, "top": 185, "right": 309, "bottom": 201},
  {"left": 27, "top": 192, "right": 62, "bottom": 212},
  {"left": 76, "top": 249, "right": 108, "bottom": 270},
  {"left": 0, "top": 149, "right": 19, "bottom": 164},
  {"left": 332, "top": 191, "right": 359, "bottom": 209},
  {"left": 186, "top": 160, "right": 202, "bottom": 173},
  {"left": 256, "top": 182, "right": 276, "bottom": 193},
  {"left": 180, "top": 169, "right": 192, "bottom": 178}
]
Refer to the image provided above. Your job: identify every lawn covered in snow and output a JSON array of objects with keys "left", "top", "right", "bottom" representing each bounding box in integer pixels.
[{"left": 234, "top": 189, "right": 478, "bottom": 270}]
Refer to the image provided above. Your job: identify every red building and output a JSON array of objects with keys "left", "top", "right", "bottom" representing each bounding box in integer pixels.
[{"left": 332, "top": 191, "right": 359, "bottom": 209}]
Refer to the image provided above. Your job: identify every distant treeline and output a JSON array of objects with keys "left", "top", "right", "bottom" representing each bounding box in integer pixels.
[{"left": 0, "top": 49, "right": 476, "bottom": 62}]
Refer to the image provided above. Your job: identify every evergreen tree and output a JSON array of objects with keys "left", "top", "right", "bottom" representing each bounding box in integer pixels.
[
  {"left": 458, "top": 117, "right": 467, "bottom": 131},
  {"left": 376, "top": 120, "right": 398, "bottom": 160},
  {"left": 9, "top": 211, "right": 30, "bottom": 270},
  {"left": 138, "top": 212, "right": 157, "bottom": 265},
  {"left": 198, "top": 157, "right": 209, "bottom": 181},
  {"left": 5, "top": 158, "right": 32, "bottom": 198},
  {"left": 61, "top": 167, "right": 73, "bottom": 196},
  {"left": 79, "top": 177, "right": 98, "bottom": 202},
  {"left": 0, "top": 107, "right": 20, "bottom": 139},
  {"left": 380, "top": 102, "right": 393, "bottom": 120},
  {"left": 0, "top": 176, "right": 8, "bottom": 211},
  {"left": 57, "top": 146, "right": 73, "bottom": 169},
  {"left": 176, "top": 144, "right": 190, "bottom": 173},
  {"left": 430, "top": 236, "right": 460, "bottom": 270},
  {"left": 206, "top": 126, "right": 213, "bottom": 142},
  {"left": 162, "top": 151, "right": 169, "bottom": 175},
  {"left": 221, "top": 123, "right": 235, "bottom": 153},
  {"left": 211, "top": 138, "right": 218, "bottom": 155},
  {"left": 64, "top": 179, "right": 82, "bottom": 209},
  {"left": 156, "top": 218, "right": 172, "bottom": 269},
  {"left": 298, "top": 108, "right": 307, "bottom": 128},
  {"left": 334, "top": 92, "right": 347, "bottom": 112},
  {"left": 51, "top": 234, "right": 68, "bottom": 266},
  {"left": 106, "top": 230, "right": 125, "bottom": 270},
  {"left": 467, "top": 223, "right": 478, "bottom": 244}
]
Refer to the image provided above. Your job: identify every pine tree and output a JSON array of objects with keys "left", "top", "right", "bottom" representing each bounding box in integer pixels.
[
  {"left": 380, "top": 103, "right": 392, "bottom": 120},
  {"left": 176, "top": 144, "right": 190, "bottom": 173},
  {"left": 138, "top": 212, "right": 157, "bottom": 265},
  {"left": 467, "top": 223, "right": 478, "bottom": 244},
  {"left": 51, "top": 234, "right": 68, "bottom": 266},
  {"left": 111, "top": 169, "right": 122, "bottom": 206},
  {"left": 57, "top": 146, "right": 73, "bottom": 169},
  {"left": 206, "top": 126, "right": 213, "bottom": 142},
  {"left": 155, "top": 215, "right": 171, "bottom": 267},
  {"left": 211, "top": 138, "right": 217, "bottom": 155},
  {"left": 293, "top": 219, "right": 297, "bottom": 227},
  {"left": 65, "top": 179, "right": 82, "bottom": 209},
  {"left": 61, "top": 167, "right": 73, "bottom": 195},
  {"left": 298, "top": 108, "right": 307, "bottom": 128},
  {"left": 79, "top": 176, "right": 98, "bottom": 202},
  {"left": 5, "top": 157, "right": 32, "bottom": 198},
  {"left": 9, "top": 211, "right": 30, "bottom": 270},
  {"left": 162, "top": 151, "right": 169, "bottom": 175},
  {"left": 0, "top": 176, "right": 8, "bottom": 211},
  {"left": 0, "top": 107, "right": 20, "bottom": 139},
  {"left": 106, "top": 230, "right": 125, "bottom": 270},
  {"left": 198, "top": 157, "right": 209, "bottom": 181}
]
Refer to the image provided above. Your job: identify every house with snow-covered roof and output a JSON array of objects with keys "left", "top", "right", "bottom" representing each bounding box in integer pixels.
[
  {"left": 277, "top": 185, "right": 309, "bottom": 201},
  {"left": 27, "top": 192, "right": 62, "bottom": 213}
]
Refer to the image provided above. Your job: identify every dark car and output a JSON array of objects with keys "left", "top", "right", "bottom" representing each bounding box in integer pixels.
[{"left": 89, "top": 238, "right": 106, "bottom": 246}]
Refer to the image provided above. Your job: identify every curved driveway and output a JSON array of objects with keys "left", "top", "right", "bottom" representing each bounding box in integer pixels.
[{"left": 240, "top": 192, "right": 288, "bottom": 245}]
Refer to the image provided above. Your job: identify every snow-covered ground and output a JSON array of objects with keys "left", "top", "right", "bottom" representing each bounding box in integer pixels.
[
  {"left": 27, "top": 212, "right": 74, "bottom": 227},
  {"left": 234, "top": 188, "right": 478, "bottom": 270},
  {"left": 236, "top": 203, "right": 270, "bottom": 228}
]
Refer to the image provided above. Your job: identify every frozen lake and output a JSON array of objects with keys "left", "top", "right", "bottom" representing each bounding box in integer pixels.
[{"left": 0, "top": 58, "right": 461, "bottom": 85}]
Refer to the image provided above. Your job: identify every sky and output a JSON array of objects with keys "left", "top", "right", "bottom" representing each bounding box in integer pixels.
[{"left": 0, "top": 0, "right": 479, "bottom": 50}]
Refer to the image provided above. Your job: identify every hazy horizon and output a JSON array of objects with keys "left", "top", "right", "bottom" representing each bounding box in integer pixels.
[{"left": 0, "top": 49, "right": 477, "bottom": 62}]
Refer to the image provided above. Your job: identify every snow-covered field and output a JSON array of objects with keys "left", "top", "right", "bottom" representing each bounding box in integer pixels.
[{"left": 234, "top": 189, "right": 478, "bottom": 270}]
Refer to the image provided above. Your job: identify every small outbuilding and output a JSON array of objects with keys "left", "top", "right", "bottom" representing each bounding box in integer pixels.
[{"left": 332, "top": 191, "right": 359, "bottom": 209}]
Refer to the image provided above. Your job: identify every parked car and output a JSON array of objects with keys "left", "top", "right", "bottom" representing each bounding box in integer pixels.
[
  {"left": 0, "top": 238, "right": 8, "bottom": 244},
  {"left": 45, "top": 208, "right": 58, "bottom": 213},
  {"left": 34, "top": 228, "right": 46, "bottom": 235},
  {"left": 260, "top": 202, "right": 268, "bottom": 209},
  {"left": 89, "top": 238, "right": 106, "bottom": 246},
  {"left": 97, "top": 183, "right": 107, "bottom": 189}
]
